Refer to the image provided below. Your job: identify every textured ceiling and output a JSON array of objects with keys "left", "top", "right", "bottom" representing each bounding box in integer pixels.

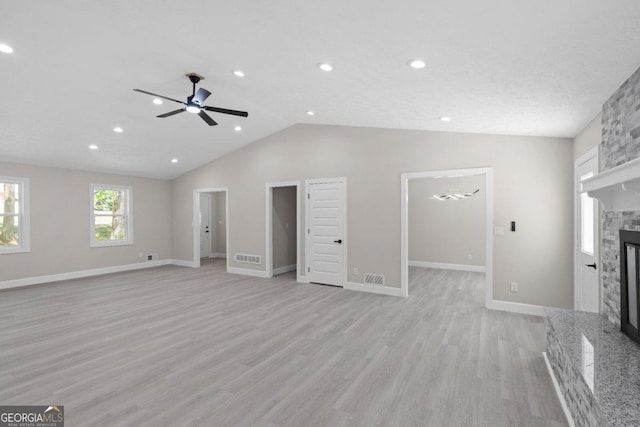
[{"left": 1, "top": 1, "right": 640, "bottom": 179}]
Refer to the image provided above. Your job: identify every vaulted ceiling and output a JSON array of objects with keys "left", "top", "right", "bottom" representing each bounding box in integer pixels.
[{"left": 1, "top": 1, "right": 640, "bottom": 179}]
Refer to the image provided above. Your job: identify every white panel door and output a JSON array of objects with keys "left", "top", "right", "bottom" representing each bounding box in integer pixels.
[
  {"left": 576, "top": 154, "right": 599, "bottom": 312},
  {"left": 199, "top": 194, "right": 211, "bottom": 259},
  {"left": 306, "top": 179, "right": 345, "bottom": 286}
]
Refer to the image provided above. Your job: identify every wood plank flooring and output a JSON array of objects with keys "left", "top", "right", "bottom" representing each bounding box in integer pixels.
[{"left": 0, "top": 260, "right": 567, "bottom": 426}]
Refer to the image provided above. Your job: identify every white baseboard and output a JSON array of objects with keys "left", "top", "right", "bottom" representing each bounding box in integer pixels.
[
  {"left": 0, "top": 259, "right": 173, "bottom": 290},
  {"left": 273, "top": 264, "right": 297, "bottom": 276},
  {"left": 486, "top": 299, "right": 545, "bottom": 317},
  {"left": 227, "top": 266, "right": 269, "bottom": 278},
  {"left": 298, "top": 275, "right": 309, "bottom": 283},
  {"left": 543, "top": 352, "right": 575, "bottom": 427},
  {"left": 172, "top": 259, "right": 197, "bottom": 268},
  {"left": 409, "top": 260, "right": 485, "bottom": 273},
  {"left": 344, "top": 282, "right": 404, "bottom": 297},
  {"left": 210, "top": 253, "right": 227, "bottom": 259}
]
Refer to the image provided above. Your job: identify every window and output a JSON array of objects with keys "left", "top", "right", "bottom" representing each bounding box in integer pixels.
[
  {"left": 0, "top": 177, "right": 29, "bottom": 254},
  {"left": 90, "top": 184, "right": 133, "bottom": 247}
]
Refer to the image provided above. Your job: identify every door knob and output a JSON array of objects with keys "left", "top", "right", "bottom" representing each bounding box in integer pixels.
[
  {"left": 334, "top": 239, "right": 342, "bottom": 244},
  {"left": 586, "top": 263, "right": 597, "bottom": 270}
]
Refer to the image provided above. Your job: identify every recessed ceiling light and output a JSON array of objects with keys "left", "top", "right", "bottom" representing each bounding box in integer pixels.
[
  {"left": 439, "top": 116, "right": 451, "bottom": 122},
  {"left": 171, "top": 158, "right": 178, "bottom": 164},
  {"left": 0, "top": 44, "right": 14, "bottom": 54},
  {"left": 318, "top": 63, "right": 333, "bottom": 72},
  {"left": 234, "top": 125, "right": 242, "bottom": 132},
  {"left": 113, "top": 127, "right": 123, "bottom": 133},
  {"left": 153, "top": 98, "right": 163, "bottom": 105},
  {"left": 233, "top": 70, "right": 245, "bottom": 77},
  {"left": 409, "top": 59, "right": 426, "bottom": 69},
  {"left": 306, "top": 111, "right": 315, "bottom": 116},
  {"left": 89, "top": 144, "right": 99, "bottom": 150}
]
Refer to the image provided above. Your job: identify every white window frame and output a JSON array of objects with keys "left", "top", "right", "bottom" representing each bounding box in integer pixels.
[
  {"left": 0, "top": 176, "right": 30, "bottom": 254},
  {"left": 90, "top": 183, "right": 133, "bottom": 247}
]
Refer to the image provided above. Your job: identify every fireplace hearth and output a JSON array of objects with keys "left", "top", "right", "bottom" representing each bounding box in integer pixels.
[{"left": 619, "top": 230, "right": 640, "bottom": 344}]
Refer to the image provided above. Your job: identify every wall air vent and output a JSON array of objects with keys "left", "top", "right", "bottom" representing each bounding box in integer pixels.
[
  {"left": 364, "top": 273, "right": 385, "bottom": 286},
  {"left": 234, "top": 253, "right": 261, "bottom": 265}
]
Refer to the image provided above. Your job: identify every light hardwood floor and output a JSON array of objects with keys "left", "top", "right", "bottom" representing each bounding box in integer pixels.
[{"left": 0, "top": 260, "right": 567, "bottom": 426}]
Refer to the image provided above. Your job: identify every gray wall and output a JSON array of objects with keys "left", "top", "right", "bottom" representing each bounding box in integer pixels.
[
  {"left": 272, "top": 186, "right": 296, "bottom": 270},
  {"left": 574, "top": 113, "right": 602, "bottom": 160},
  {"left": 601, "top": 65, "right": 640, "bottom": 327},
  {"left": 409, "top": 175, "right": 485, "bottom": 266},
  {"left": 171, "top": 124, "right": 574, "bottom": 308},
  {"left": 0, "top": 162, "right": 172, "bottom": 281}
]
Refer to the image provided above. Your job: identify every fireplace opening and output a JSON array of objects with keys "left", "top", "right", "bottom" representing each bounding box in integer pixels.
[{"left": 619, "top": 230, "right": 640, "bottom": 344}]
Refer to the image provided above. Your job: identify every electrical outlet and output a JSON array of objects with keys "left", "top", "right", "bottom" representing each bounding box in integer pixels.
[
  {"left": 467, "top": 254, "right": 473, "bottom": 260},
  {"left": 353, "top": 267, "right": 359, "bottom": 275},
  {"left": 510, "top": 282, "right": 519, "bottom": 292}
]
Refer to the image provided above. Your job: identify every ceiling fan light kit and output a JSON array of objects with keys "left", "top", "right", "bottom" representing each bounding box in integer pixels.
[{"left": 133, "top": 72, "right": 248, "bottom": 127}]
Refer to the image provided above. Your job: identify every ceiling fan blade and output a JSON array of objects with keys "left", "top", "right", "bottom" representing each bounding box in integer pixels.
[
  {"left": 193, "top": 88, "right": 211, "bottom": 105},
  {"left": 157, "top": 108, "right": 186, "bottom": 118},
  {"left": 198, "top": 110, "right": 218, "bottom": 126},
  {"left": 203, "top": 106, "right": 249, "bottom": 117},
  {"left": 133, "top": 89, "right": 185, "bottom": 105}
]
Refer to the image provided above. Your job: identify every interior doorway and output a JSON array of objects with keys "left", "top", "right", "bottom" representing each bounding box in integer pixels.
[
  {"left": 401, "top": 168, "right": 493, "bottom": 302},
  {"left": 199, "top": 194, "right": 211, "bottom": 259},
  {"left": 575, "top": 147, "right": 600, "bottom": 312},
  {"left": 193, "top": 187, "right": 229, "bottom": 269},
  {"left": 408, "top": 175, "right": 486, "bottom": 272},
  {"left": 265, "top": 182, "right": 300, "bottom": 279}
]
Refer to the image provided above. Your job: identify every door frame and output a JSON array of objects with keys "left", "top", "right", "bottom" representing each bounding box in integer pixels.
[
  {"left": 192, "top": 187, "right": 229, "bottom": 269},
  {"left": 401, "top": 168, "right": 493, "bottom": 302},
  {"left": 574, "top": 146, "right": 600, "bottom": 311},
  {"left": 265, "top": 181, "right": 302, "bottom": 281},
  {"left": 199, "top": 193, "right": 212, "bottom": 259},
  {"left": 304, "top": 177, "right": 348, "bottom": 286}
]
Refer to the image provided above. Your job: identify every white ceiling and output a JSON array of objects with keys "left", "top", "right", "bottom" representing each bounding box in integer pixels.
[{"left": 1, "top": 1, "right": 640, "bottom": 180}]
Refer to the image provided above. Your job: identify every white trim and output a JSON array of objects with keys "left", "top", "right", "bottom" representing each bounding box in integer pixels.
[
  {"left": 574, "top": 146, "right": 601, "bottom": 312},
  {"left": 409, "top": 260, "right": 486, "bottom": 272},
  {"left": 401, "top": 168, "right": 493, "bottom": 304},
  {"left": 305, "top": 177, "right": 348, "bottom": 287},
  {"left": 0, "top": 259, "right": 173, "bottom": 290},
  {"left": 192, "top": 187, "right": 229, "bottom": 271},
  {"left": 265, "top": 181, "right": 302, "bottom": 282},
  {"left": 0, "top": 176, "right": 30, "bottom": 254},
  {"left": 298, "top": 275, "right": 309, "bottom": 283},
  {"left": 89, "top": 183, "right": 134, "bottom": 248},
  {"left": 273, "top": 264, "right": 297, "bottom": 275},
  {"left": 227, "top": 266, "right": 270, "bottom": 278},
  {"left": 485, "top": 299, "right": 545, "bottom": 317},
  {"left": 171, "top": 259, "right": 197, "bottom": 268},
  {"left": 210, "top": 252, "right": 227, "bottom": 259},
  {"left": 344, "top": 282, "right": 404, "bottom": 297},
  {"left": 543, "top": 352, "right": 576, "bottom": 427}
]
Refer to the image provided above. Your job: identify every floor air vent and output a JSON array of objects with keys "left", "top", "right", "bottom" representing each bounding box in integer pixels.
[
  {"left": 235, "top": 253, "right": 261, "bottom": 265},
  {"left": 364, "top": 273, "right": 385, "bottom": 286}
]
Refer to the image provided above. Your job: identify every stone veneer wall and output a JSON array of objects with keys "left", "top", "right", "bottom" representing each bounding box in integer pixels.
[{"left": 601, "top": 65, "right": 640, "bottom": 327}]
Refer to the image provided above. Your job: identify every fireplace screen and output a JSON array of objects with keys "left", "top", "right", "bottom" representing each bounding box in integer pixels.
[{"left": 620, "top": 230, "right": 640, "bottom": 344}]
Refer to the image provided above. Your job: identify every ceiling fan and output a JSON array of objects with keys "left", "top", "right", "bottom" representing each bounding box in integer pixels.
[{"left": 133, "top": 73, "right": 248, "bottom": 126}]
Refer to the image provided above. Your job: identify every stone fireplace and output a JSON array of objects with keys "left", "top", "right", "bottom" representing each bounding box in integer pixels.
[{"left": 543, "top": 64, "right": 640, "bottom": 426}]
